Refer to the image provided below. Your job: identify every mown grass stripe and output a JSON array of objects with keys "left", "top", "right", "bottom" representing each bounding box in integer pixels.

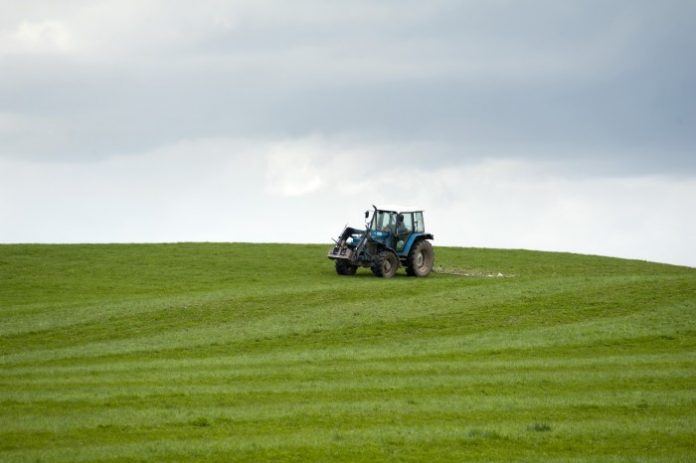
[
  {"left": 3, "top": 297, "right": 693, "bottom": 368},
  {"left": 4, "top": 348, "right": 693, "bottom": 379},
  {"left": 2, "top": 419, "right": 695, "bottom": 463}
]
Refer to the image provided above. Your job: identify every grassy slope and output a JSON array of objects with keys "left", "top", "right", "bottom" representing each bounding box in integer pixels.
[{"left": 0, "top": 243, "right": 695, "bottom": 462}]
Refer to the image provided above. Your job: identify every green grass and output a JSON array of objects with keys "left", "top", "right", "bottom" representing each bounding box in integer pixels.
[{"left": 1, "top": 243, "right": 695, "bottom": 462}]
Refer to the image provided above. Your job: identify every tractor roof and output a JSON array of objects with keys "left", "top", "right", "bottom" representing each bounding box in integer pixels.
[{"left": 374, "top": 205, "right": 423, "bottom": 213}]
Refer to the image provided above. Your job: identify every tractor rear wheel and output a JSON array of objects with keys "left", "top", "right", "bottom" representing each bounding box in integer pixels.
[
  {"left": 335, "top": 259, "right": 358, "bottom": 276},
  {"left": 371, "top": 250, "right": 399, "bottom": 278},
  {"left": 406, "top": 240, "right": 433, "bottom": 277}
]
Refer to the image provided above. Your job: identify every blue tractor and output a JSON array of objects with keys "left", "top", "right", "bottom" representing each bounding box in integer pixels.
[{"left": 328, "top": 206, "right": 434, "bottom": 278}]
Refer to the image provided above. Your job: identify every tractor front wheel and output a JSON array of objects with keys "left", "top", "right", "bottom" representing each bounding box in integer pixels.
[
  {"left": 371, "top": 251, "right": 399, "bottom": 278},
  {"left": 335, "top": 259, "right": 358, "bottom": 276},
  {"left": 406, "top": 240, "right": 434, "bottom": 277}
]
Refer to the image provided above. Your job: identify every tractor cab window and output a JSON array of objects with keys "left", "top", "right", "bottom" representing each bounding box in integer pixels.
[
  {"left": 413, "top": 211, "right": 425, "bottom": 233},
  {"left": 400, "top": 212, "right": 413, "bottom": 233},
  {"left": 371, "top": 210, "right": 397, "bottom": 232}
]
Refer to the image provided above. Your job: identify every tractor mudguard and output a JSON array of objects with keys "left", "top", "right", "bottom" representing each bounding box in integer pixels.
[
  {"left": 366, "top": 235, "right": 397, "bottom": 254},
  {"left": 402, "top": 233, "right": 434, "bottom": 255}
]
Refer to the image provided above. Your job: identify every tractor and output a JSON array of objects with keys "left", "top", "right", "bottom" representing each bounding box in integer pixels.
[{"left": 328, "top": 206, "right": 434, "bottom": 278}]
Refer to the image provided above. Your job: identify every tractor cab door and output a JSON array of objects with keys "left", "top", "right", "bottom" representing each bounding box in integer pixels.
[
  {"left": 369, "top": 210, "right": 399, "bottom": 248},
  {"left": 371, "top": 210, "right": 397, "bottom": 232},
  {"left": 395, "top": 212, "right": 414, "bottom": 252}
]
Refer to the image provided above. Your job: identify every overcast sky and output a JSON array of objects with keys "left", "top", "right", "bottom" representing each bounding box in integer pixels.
[{"left": 1, "top": 0, "right": 695, "bottom": 267}]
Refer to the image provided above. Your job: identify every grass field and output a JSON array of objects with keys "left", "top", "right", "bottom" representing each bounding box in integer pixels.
[{"left": 1, "top": 243, "right": 695, "bottom": 462}]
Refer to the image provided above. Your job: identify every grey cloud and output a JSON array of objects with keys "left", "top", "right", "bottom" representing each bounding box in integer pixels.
[{"left": 0, "top": 0, "right": 694, "bottom": 176}]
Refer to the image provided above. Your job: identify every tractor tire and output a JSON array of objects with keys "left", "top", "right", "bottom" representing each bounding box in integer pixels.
[
  {"left": 335, "top": 259, "right": 358, "bottom": 276},
  {"left": 406, "top": 240, "right": 434, "bottom": 277},
  {"left": 371, "top": 250, "right": 399, "bottom": 278}
]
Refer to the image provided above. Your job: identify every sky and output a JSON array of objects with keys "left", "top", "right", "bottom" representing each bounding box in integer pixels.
[{"left": 1, "top": 0, "right": 695, "bottom": 267}]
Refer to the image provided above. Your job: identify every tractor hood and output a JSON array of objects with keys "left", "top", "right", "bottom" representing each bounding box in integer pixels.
[{"left": 369, "top": 230, "right": 389, "bottom": 240}]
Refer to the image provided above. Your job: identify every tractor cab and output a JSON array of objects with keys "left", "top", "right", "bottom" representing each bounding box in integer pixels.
[{"left": 368, "top": 208, "right": 427, "bottom": 256}]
